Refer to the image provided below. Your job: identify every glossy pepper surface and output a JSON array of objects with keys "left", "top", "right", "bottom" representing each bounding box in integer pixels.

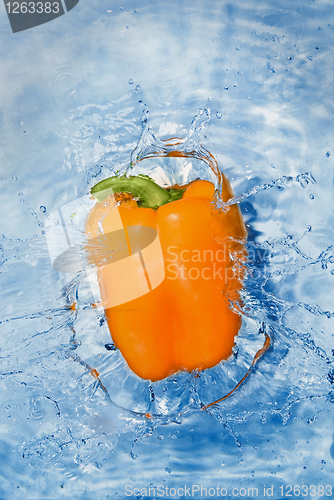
[{"left": 86, "top": 174, "right": 247, "bottom": 382}]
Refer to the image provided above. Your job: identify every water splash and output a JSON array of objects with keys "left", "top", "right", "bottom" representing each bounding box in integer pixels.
[
  {"left": 219, "top": 172, "right": 316, "bottom": 211},
  {"left": 1, "top": 109, "right": 333, "bottom": 471}
]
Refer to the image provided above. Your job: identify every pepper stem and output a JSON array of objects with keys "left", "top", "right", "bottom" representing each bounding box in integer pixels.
[{"left": 91, "top": 174, "right": 184, "bottom": 209}]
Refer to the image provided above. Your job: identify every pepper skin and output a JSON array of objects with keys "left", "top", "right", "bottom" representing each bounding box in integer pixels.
[{"left": 86, "top": 175, "right": 246, "bottom": 382}]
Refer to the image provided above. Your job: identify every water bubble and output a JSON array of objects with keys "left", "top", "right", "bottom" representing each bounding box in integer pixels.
[
  {"left": 326, "top": 151, "right": 330, "bottom": 157},
  {"left": 307, "top": 55, "right": 312, "bottom": 61},
  {"left": 165, "top": 468, "right": 171, "bottom": 473},
  {"left": 309, "top": 194, "right": 314, "bottom": 200},
  {"left": 40, "top": 206, "right": 46, "bottom": 213},
  {"left": 12, "top": 175, "right": 17, "bottom": 181},
  {"left": 101, "top": 19, "right": 105, "bottom": 22},
  {"left": 105, "top": 343, "right": 116, "bottom": 351},
  {"left": 126, "top": 26, "right": 129, "bottom": 29},
  {"left": 135, "top": 85, "right": 141, "bottom": 92},
  {"left": 128, "top": 79, "right": 134, "bottom": 85},
  {"left": 216, "top": 112, "right": 222, "bottom": 119},
  {"left": 224, "top": 86, "right": 229, "bottom": 90}
]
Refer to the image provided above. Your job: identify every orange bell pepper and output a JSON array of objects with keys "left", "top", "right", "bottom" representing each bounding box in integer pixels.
[{"left": 85, "top": 172, "right": 246, "bottom": 382}]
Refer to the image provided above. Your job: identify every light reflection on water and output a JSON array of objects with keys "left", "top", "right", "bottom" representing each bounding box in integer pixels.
[{"left": 0, "top": 0, "right": 334, "bottom": 498}]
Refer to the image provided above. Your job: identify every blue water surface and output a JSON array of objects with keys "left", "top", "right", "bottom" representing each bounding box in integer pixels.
[{"left": 0, "top": 1, "right": 334, "bottom": 499}]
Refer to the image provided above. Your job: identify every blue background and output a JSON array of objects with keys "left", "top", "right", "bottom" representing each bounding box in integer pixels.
[{"left": 0, "top": 1, "right": 333, "bottom": 499}]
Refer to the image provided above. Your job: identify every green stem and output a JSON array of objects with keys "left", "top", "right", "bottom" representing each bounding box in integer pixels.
[{"left": 91, "top": 174, "right": 184, "bottom": 209}]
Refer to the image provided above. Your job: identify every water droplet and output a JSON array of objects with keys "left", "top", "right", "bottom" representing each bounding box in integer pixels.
[
  {"left": 309, "top": 194, "right": 314, "bottom": 200},
  {"left": 307, "top": 55, "right": 312, "bottom": 61},
  {"left": 101, "top": 18, "right": 105, "bottom": 22},
  {"left": 307, "top": 225, "right": 312, "bottom": 232},
  {"left": 158, "top": 434, "right": 163, "bottom": 440},
  {"left": 216, "top": 112, "right": 222, "bottom": 119},
  {"left": 135, "top": 85, "right": 141, "bottom": 92},
  {"left": 128, "top": 79, "right": 134, "bottom": 85},
  {"left": 126, "top": 25, "right": 129, "bottom": 29},
  {"left": 165, "top": 468, "right": 171, "bottom": 474},
  {"left": 12, "top": 175, "right": 17, "bottom": 181},
  {"left": 40, "top": 206, "right": 46, "bottom": 213},
  {"left": 224, "top": 86, "right": 228, "bottom": 90},
  {"left": 105, "top": 343, "right": 116, "bottom": 351},
  {"left": 134, "top": 9, "right": 137, "bottom": 13},
  {"left": 120, "top": 6, "right": 123, "bottom": 9},
  {"left": 326, "top": 151, "right": 330, "bottom": 157}
]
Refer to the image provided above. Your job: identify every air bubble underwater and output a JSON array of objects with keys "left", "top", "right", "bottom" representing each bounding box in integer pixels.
[{"left": 2, "top": 109, "right": 333, "bottom": 468}]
